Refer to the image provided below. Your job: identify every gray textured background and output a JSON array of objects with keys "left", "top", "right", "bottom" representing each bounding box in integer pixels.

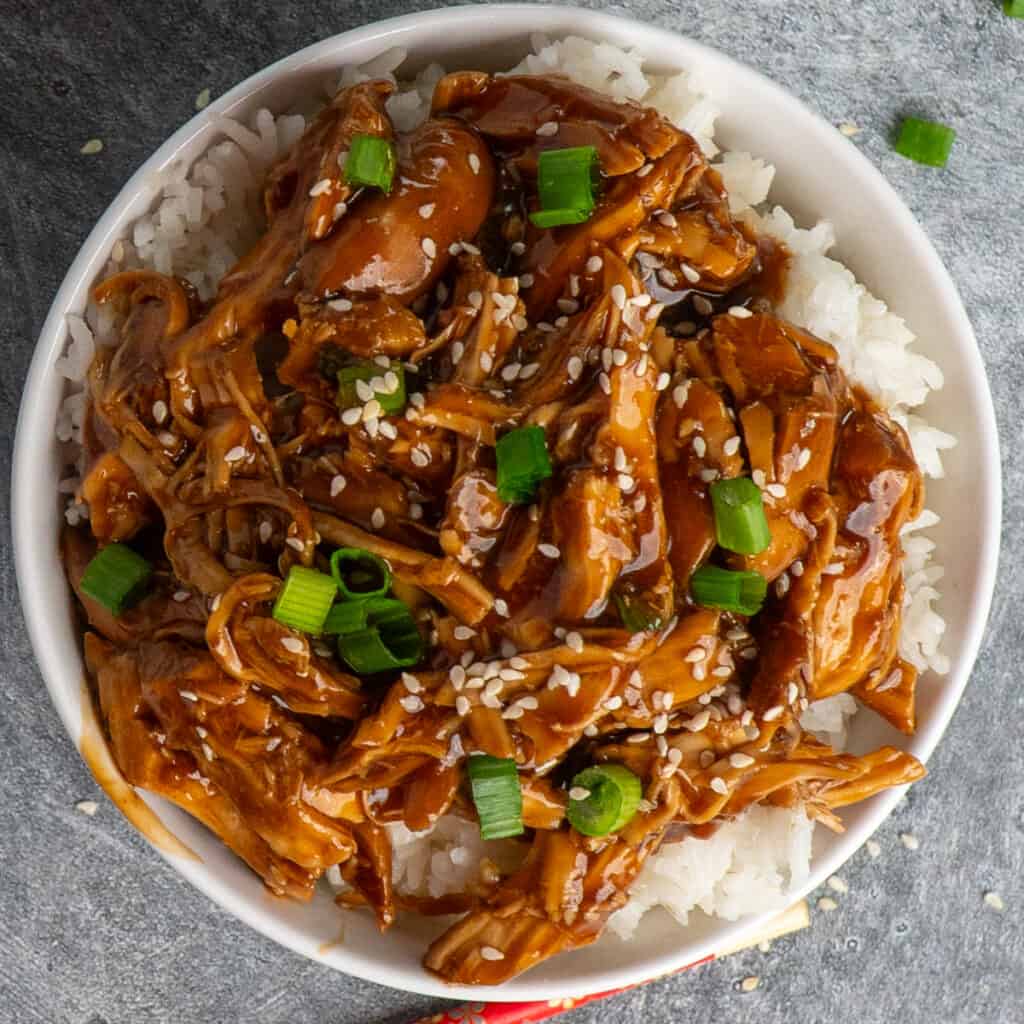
[{"left": 1, "top": 2, "right": 1022, "bottom": 1022}]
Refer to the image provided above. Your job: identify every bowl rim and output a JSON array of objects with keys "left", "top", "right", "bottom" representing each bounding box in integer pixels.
[{"left": 12, "top": 2, "right": 1002, "bottom": 1002}]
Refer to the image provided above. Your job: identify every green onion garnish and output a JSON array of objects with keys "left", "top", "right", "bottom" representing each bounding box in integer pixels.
[
  {"left": 271, "top": 566, "right": 339, "bottom": 634},
  {"left": 566, "top": 764, "right": 642, "bottom": 837},
  {"left": 529, "top": 145, "right": 600, "bottom": 229},
  {"left": 467, "top": 755, "right": 524, "bottom": 840},
  {"left": 79, "top": 543, "right": 153, "bottom": 615},
  {"left": 337, "top": 361, "right": 406, "bottom": 415},
  {"left": 613, "top": 592, "right": 662, "bottom": 634},
  {"left": 894, "top": 117, "right": 956, "bottom": 168},
  {"left": 690, "top": 564, "right": 767, "bottom": 617},
  {"left": 495, "top": 425, "right": 553, "bottom": 504},
  {"left": 709, "top": 477, "right": 771, "bottom": 555},
  {"left": 335, "top": 598, "right": 422, "bottom": 672},
  {"left": 344, "top": 134, "right": 396, "bottom": 193},
  {"left": 330, "top": 547, "right": 392, "bottom": 601},
  {"left": 322, "top": 595, "right": 408, "bottom": 635},
  {"left": 1005, "top": 1, "right": 1024, "bottom": 18}
]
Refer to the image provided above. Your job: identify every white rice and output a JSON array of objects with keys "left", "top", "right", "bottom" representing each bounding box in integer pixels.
[{"left": 55, "top": 36, "right": 953, "bottom": 937}]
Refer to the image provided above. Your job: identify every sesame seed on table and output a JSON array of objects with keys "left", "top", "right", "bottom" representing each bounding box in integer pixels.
[{"left": 0, "top": 1, "right": 1022, "bottom": 1023}]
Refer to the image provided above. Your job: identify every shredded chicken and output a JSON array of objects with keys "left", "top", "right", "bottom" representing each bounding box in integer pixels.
[{"left": 67, "top": 71, "right": 926, "bottom": 985}]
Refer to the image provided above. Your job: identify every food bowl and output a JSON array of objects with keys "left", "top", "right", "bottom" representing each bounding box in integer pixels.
[{"left": 12, "top": 3, "right": 1001, "bottom": 1001}]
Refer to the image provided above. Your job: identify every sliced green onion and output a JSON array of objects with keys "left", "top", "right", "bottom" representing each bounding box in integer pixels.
[
  {"left": 336, "top": 598, "right": 422, "bottom": 672},
  {"left": 330, "top": 547, "right": 392, "bottom": 601},
  {"left": 337, "top": 361, "right": 406, "bottom": 415},
  {"left": 690, "top": 564, "right": 767, "bottom": 617},
  {"left": 344, "top": 134, "right": 396, "bottom": 192},
  {"left": 1006, "top": 0, "right": 1024, "bottom": 16},
  {"left": 467, "top": 754, "right": 524, "bottom": 840},
  {"left": 495, "top": 425, "right": 552, "bottom": 504},
  {"left": 322, "top": 596, "right": 409, "bottom": 635},
  {"left": 613, "top": 592, "right": 662, "bottom": 634},
  {"left": 710, "top": 477, "right": 771, "bottom": 555},
  {"left": 79, "top": 543, "right": 153, "bottom": 615},
  {"left": 529, "top": 145, "right": 600, "bottom": 229},
  {"left": 566, "top": 764, "right": 642, "bottom": 837},
  {"left": 271, "top": 566, "right": 338, "bottom": 634},
  {"left": 338, "top": 622, "right": 422, "bottom": 673},
  {"left": 894, "top": 117, "right": 956, "bottom": 168}
]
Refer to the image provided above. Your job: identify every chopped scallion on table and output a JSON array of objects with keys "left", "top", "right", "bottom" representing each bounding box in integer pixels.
[
  {"left": 709, "top": 477, "right": 771, "bottom": 555},
  {"left": 894, "top": 117, "right": 956, "bottom": 168},
  {"left": 467, "top": 754, "right": 524, "bottom": 840},
  {"left": 271, "top": 566, "right": 338, "bottom": 634},
  {"left": 495, "top": 425, "right": 553, "bottom": 504},
  {"left": 566, "top": 764, "right": 642, "bottom": 837},
  {"left": 529, "top": 145, "right": 600, "bottom": 228},
  {"left": 79, "top": 543, "right": 153, "bottom": 615},
  {"left": 690, "top": 564, "right": 767, "bottom": 617},
  {"left": 344, "top": 134, "right": 396, "bottom": 192}
]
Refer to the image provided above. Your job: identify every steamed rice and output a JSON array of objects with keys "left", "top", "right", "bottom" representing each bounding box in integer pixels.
[{"left": 55, "top": 35, "right": 953, "bottom": 938}]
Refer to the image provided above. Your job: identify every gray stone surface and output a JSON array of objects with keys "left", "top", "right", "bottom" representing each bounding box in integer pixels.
[{"left": 1, "top": 1, "right": 1022, "bottom": 1021}]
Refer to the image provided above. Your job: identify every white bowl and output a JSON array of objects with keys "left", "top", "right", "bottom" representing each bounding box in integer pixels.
[{"left": 13, "top": 3, "right": 1001, "bottom": 1002}]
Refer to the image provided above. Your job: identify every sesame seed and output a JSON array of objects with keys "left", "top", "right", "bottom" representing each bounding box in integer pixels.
[
  {"left": 657, "top": 211, "right": 677, "bottom": 228},
  {"left": 653, "top": 713, "right": 669, "bottom": 734},
  {"left": 740, "top": 976, "right": 760, "bottom": 993},
  {"left": 599, "top": 372, "right": 611, "bottom": 395},
  {"left": 341, "top": 407, "right": 362, "bottom": 426},
  {"left": 224, "top": 445, "right": 247, "bottom": 463},
  {"left": 419, "top": 203, "right": 435, "bottom": 219},
  {"left": 494, "top": 599, "right": 510, "bottom": 617},
  {"left": 866, "top": 839, "right": 882, "bottom": 858},
  {"left": 538, "top": 543, "right": 560, "bottom": 559},
  {"left": 603, "top": 695, "right": 623, "bottom": 711},
  {"left": 536, "top": 121, "right": 559, "bottom": 136},
  {"left": 456, "top": 695, "right": 471, "bottom": 716},
  {"left": 569, "top": 786, "right": 591, "bottom": 801},
  {"left": 692, "top": 436, "right": 707, "bottom": 458},
  {"left": 655, "top": 372, "right": 671, "bottom": 392},
  {"left": 510, "top": 240, "right": 526, "bottom": 255},
  {"left": 790, "top": 560, "right": 805, "bottom": 578},
  {"left": 766, "top": 483, "right": 787, "bottom": 499},
  {"left": 984, "top": 891, "right": 1006, "bottom": 912},
  {"left": 565, "top": 631, "right": 584, "bottom": 652},
  {"left": 672, "top": 382, "right": 690, "bottom": 408},
  {"left": 684, "top": 710, "right": 711, "bottom": 732},
  {"left": 557, "top": 298, "right": 579, "bottom": 315},
  {"left": 258, "top": 521, "right": 273, "bottom": 544},
  {"left": 567, "top": 356, "right": 583, "bottom": 381},
  {"left": 480, "top": 351, "right": 493, "bottom": 373},
  {"left": 518, "top": 273, "right": 534, "bottom": 288},
  {"left": 286, "top": 536, "right": 305, "bottom": 552},
  {"left": 817, "top": 896, "right": 838, "bottom": 912},
  {"left": 519, "top": 363, "right": 540, "bottom": 379},
  {"left": 612, "top": 348, "right": 627, "bottom": 367},
  {"left": 468, "top": 153, "right": 481, "bottom": 175},
  {"left": 586, "top": 255, "right": 604, "bottom": 273},
  {"left": 480, "top": 945, "right": 505, "bottom": 961},
  {"left": 752, "top": 469, "right": 767, "bottom": 488},
  {"left": 333, "top": 201, "right": 348, "bottom": 221},
  {"left": 827, "top": 875, "right": 849, "bottom": 894},
  {"left": 401, "top": 674, "right": 422, "bottom": 694},
  {"left": 371, "top": 507, "right": 386, "bottom": 530},
  {"left": 501, "top": 705, "right": 524, "bottom": 720},
  {"left": 710, "top": 777, "right": 728, "bottom": 795},
  {"left": 636, "top": 162, "right": 654, "bottom": 178},
  {"left": 787, "top": 682, "right": 799, "bottom": 705},
  {"left": 195, "top": 87, "right": 211, "bottom": 110},
  {"left": 900, "top": 832, "right": 920, "bottom": 851},
  {"left": 680, "top": 263, "right": 701, "bottom": 284},
  {"left": 363, "top": 399, "right": 383, "bottom": 420},
  {"left": 328, "top": 297, "right": 353, "bottom": 313},
  {"left": 76, "top": 800, "right": 98, "bottom": 816},
  {"left": 421, "top": 237, "right": 437, "bottom": 258},
  {"left": 823, "top": 562, "right": 845, "bottom": 575},
  {"left": 399, "top": 695, "right": 424, "bottom": 713},
  {"left": 796, "top": 447, "right": 812, "bottom": 471},
  {"left": 693, "top": 295, "right": 713, "bottom": 317},
  {"left": 80, "top": 138, "right": 104, "bottom": 155},
  {"left": 685, "top": 647, "right": 707, "bottom": 663},
  {"left": 611, "top": 284, "right": 627, "bottom": 310},
  {"left": 729, "top": 305, "right": 753, "bottom": 319},
  {"left": 453, "top": 626, "right": 476, "bottom": 641},
  {"left": 723, "top": 436, "right": 741, "bottom": 456},
  {"left": 280, "top": 636, "right": 304, "bottom": 654}
]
